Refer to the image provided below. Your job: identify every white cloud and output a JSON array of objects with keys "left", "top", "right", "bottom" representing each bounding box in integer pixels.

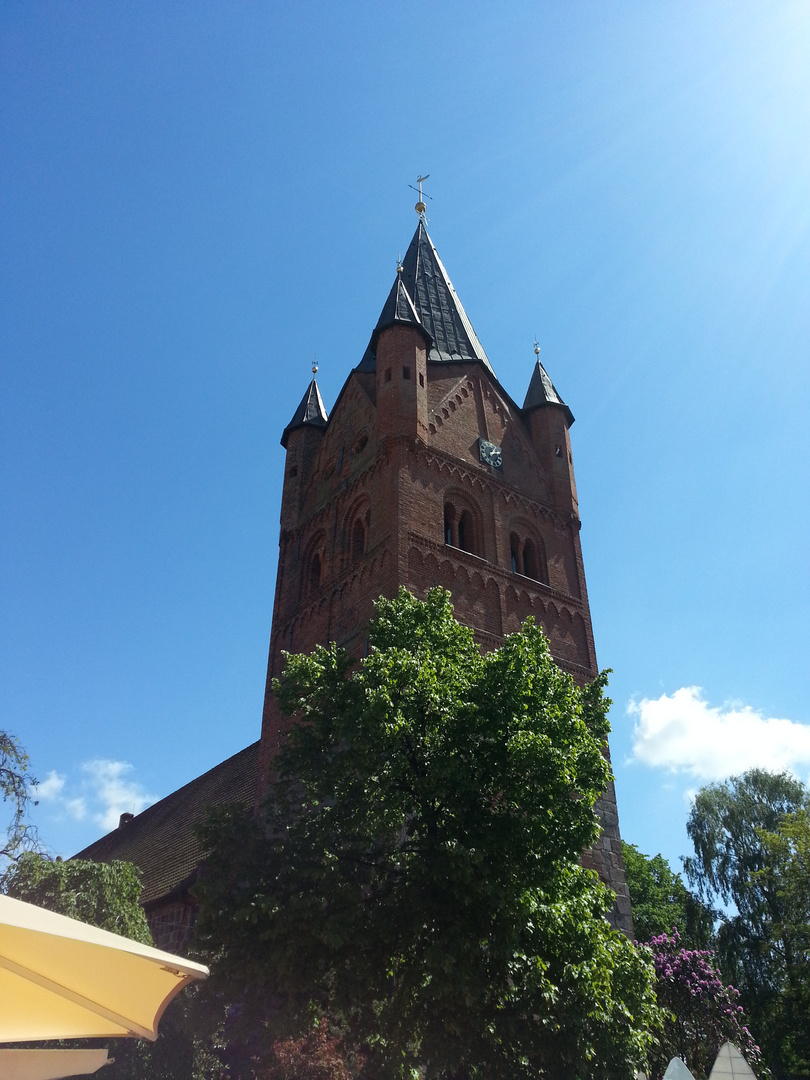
[
  {"left": 32, "top": 770, "right": 66, "bottom": 800},
  {"left": 628, "top": 686, "right": 810, "bottom": 780},
  {"left": 32, "top": 759, "right": 158, "bottom": 839},
  {"left": 80, "top": 759, "right": 158, "bottom": 832},
  {"left": 64, "top": 797, "right": 87, "bottom": 820}
]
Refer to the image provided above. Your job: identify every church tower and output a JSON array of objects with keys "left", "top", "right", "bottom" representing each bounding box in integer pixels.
[{"left": 259, "top": 215, "right": 632, "bottom": 933}]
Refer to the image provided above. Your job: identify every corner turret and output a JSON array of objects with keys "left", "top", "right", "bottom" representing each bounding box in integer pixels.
[
  {"left": 279, "top": 377, "right": 328, "bottom": 535},
  {"left": 523, "top": 354, "right": 574, "bottom": 427},
  {"left": 280, "top": 378, "right": 328, "bottom": 448},
  {"left": 373, "top": 271, "right": 431, "bottom": 444},
  {"left": 523, "top": 349, "right": 578, "bottom": 518}
]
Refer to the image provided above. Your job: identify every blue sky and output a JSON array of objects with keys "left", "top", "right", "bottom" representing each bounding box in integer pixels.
[{"left": 2, "top": 1, "right": 809, "bottom": 876}]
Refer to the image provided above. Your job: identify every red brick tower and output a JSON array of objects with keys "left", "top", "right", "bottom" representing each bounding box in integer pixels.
[{"left": 259, "top": 217, "right": 632, "bottom": 932}]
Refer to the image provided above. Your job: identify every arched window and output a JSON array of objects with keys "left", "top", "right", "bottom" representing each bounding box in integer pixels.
[
  {"left": 443, "top": 495, "right": 481, "bottom": 557},
  {"left": 308, "top": 552, "right": 321, "bottom": 593},
  {"left": 343, "top": 498, "right": 371, "bottom": 569},
  {"left": 509, "top": 527, "right": 548, "bottom": 585},
  {"left": 351, "top": 517, "right": 366, "bottom": 561},
  {"left": 458, "top": 510, "right": 473, "bottom": 553},
  {"left": 301, "top": 530, "right": 327, "bottom": 600},
  {"left": 510, "top": 531, "right": 521, "bottom": 574},
  {"left": 523, "top": 539, "right": 538, "bottom": 581},
  {"left": 444, "top": 508, "right": 453, "bottom": 547}
]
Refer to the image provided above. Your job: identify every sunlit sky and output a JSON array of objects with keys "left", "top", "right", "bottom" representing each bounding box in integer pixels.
[{"left": 3, "top": 1, "right": 809, "bottom": 875}]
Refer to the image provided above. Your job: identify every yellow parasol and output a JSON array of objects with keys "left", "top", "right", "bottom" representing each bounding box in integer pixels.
[{"left": 0, "top": 894, "right": 208, "bottom": 1043}]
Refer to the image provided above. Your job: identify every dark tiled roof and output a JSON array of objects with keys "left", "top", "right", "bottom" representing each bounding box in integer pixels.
[
  {"left": 358, "top": 274, "right": 432, "bottom": 369},
  {"left": 376, "top": 273, "right": 429, "bottom": 338},
  {"left": 523, "top": 357, "right": 575, "bottom": 427},
  {"left": 358, "top": 220, "right": 494, "bottom": 375},
  {"left": 73, "top": 742, "right": 259, "bottom": 906},
  {"left": 280, "top": 379, "right": 328, "bottom": 448}
]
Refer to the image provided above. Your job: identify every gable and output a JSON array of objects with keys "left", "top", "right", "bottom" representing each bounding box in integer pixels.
[{"left": 426, "top": 365, "right": 551, "bottom": 504}]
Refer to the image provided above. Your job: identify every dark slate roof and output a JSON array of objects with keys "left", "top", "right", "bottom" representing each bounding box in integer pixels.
[
  {"left": 280, "top": 379, "right": 328, "bottom": 448},
  {"left": 523, "top": 357, "right": 575, "bottom": 427},
  {"left": 358, "top": 221, "right": 494, "bottom": 374},
  {"left": 374, "top": 273, "right": 430, "bottom": 340},
  {"left": 358, "top": 274, "right": 432, "bottom": 369},
  {"left": 73, "top": 742, "right": 259, "bottom": 906}
]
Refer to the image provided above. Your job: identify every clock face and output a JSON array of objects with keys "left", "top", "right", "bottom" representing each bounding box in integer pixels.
[{"left": 478, "top": 438, "right": 503, "bottom": 470}]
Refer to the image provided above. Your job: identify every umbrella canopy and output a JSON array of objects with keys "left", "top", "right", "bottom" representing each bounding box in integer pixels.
[
  {"left": 0, "top": 1048, "right": 109, "bottom": 1080},
  {"left": 663, "top": 1060, "right": 697, "bottom": 1080},
  {"left": 709, "top": 1043, "right": 756, "bottom": 1080},
  {"left": 0, "top": 894, "right": 208, "bottom": 1042}
]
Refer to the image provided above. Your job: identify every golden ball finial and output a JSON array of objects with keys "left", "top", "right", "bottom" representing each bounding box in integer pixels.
[
  {"left": 534, "top": 339, "right": 541, "bottom": 357},
  {"left": 412, "top": 174, "right": 430, "bottom": 217}
]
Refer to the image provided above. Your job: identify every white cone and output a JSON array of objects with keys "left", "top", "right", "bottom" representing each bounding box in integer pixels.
[{"left": 709, "top": 1042, "right": 756, "bottom": 1080}]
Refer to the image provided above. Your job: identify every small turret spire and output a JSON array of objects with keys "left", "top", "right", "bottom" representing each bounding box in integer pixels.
[
  {"left": 281, "top": 373, "right": 329, "bottom": 448},
  {"left": 523, "top": 344, "right": 574, "bottom": 427}
]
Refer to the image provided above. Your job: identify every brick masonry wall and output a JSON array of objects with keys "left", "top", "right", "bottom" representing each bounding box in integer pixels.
[
  {"left": 258, "top": 327, "right": 633, "bottom": 935},
  {"left": 147, "top": 899, "right": 196, "bottom": 954}
]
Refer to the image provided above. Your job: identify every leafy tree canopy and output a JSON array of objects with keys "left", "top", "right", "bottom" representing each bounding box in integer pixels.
[
  {"left": 621, "top": 842, "right": 715, "bottom": 949},
  {"left": 683, "top": 770, "right": 810, "bottom": 1078},
  {"left": 753, "top": 810, "right": 810, "bottom": 1074},
  {"left": 684, "top": 769, "right": 809, "bottom": 915},
  {"left": 4, "top": 851, "right": 152, "bottom": 943},
  {"left": 195, "top": 588, "right": 659, "bottom": 1080},
  {"left": 0, "top": 731, "right": 39, "bottom": 882}
]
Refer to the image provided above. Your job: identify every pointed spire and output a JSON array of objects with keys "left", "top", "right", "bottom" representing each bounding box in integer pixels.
[
  {"left": 357, "top": 264, "right": 431, "bottom": 372},
  {"left": 375, "top": 272, "right": 428, "bottom": 338},
  {"left": 401, "top": 220, "right": 493, "bottom": 371},
  {"left": 358, "top": 220, "right": 494, "bottom": 375},
  {"left": 281, "top": 378, "right": 328, "bottom": 448},
  {"left": 523, "top": 346, "right": 574, "bottom": 426}
]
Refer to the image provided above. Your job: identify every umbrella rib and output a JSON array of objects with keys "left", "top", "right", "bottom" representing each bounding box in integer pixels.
[{"left": 0, "top": 954, "right": 158, "bottom": 1041}]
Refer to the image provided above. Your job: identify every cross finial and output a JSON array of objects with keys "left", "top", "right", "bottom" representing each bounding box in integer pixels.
[{"left": 409, "top": 174, "right": 432, "bottom": 217}]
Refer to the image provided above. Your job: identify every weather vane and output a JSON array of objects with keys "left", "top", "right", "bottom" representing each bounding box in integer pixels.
[
  {"left": 408, "top": 174, "right": 433, "bottom": 217},
  {"left": 534, "top": 338, "right": 541, "bottom": 358},
  {"left": 312, "top": 353, "right": 318, "bottom": 375}
]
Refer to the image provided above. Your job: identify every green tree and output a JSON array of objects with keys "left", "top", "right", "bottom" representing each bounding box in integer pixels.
[
  {"left": 754, "top": 810, "right": 810, "bottom": 1074},
  {"left": 4, "top": 851, "right": 152, "bottom": 942},
  {"left": 683, "top": 769, "right": 810, "bottom": 1077},
  {"left": 0, "top": 731, "right": 39, "bottom": 881},
  {"left": 621, "top": 842, "right": 715, "bottom": 949},
  {"left": 195, "top": 588, "right": 659, "bottom": 1080}
]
